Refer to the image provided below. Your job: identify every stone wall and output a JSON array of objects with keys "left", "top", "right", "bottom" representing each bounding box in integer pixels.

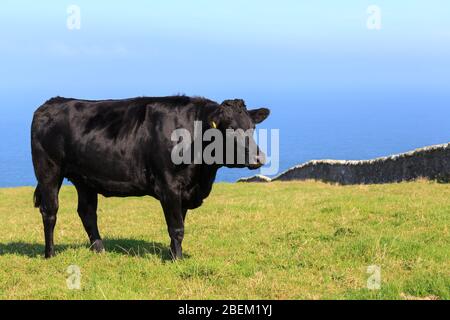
[{"left": 237, "top": 142, "right": 450, "bottom": 185}]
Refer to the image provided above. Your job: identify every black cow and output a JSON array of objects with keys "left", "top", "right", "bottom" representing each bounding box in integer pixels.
[{"left": 31, "top": 96, "right": 270, "bottom": 259}]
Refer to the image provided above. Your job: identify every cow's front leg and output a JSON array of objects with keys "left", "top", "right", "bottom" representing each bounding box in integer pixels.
[{"left": 161, "top": 193, "right": 184, "bottom": 260}]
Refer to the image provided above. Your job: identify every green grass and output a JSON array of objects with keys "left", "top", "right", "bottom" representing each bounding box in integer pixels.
[{"left": 0, "top": 181, "right": 449, "bottom": 300}]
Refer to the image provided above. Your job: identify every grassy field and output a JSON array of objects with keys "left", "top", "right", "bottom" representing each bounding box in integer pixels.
[{"left": 0, "top": 181, "right": 448, "bottom": 300}]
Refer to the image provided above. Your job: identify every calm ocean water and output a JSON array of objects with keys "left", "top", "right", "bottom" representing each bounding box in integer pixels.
[{"left": 1, "top": 90, "right": 449, "bottom": 187}]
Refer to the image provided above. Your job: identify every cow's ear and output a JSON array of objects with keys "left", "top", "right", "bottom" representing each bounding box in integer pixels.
[{"left": 249, "top": 108, "right": 270, "bottom": 124}]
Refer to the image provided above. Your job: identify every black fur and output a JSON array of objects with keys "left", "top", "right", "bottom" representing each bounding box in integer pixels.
[{"left": 31, "top": 95, "right": 270, "bottom": 259}]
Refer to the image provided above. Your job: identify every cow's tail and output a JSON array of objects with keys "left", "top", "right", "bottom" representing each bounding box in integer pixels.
[{"left": 33, "top": 184, "right": 42, "bottom": 208}]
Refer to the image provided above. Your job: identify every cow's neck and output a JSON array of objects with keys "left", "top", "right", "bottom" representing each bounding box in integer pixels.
[{"left": 180, "top": 105, "right": 222, "bottom": 208}]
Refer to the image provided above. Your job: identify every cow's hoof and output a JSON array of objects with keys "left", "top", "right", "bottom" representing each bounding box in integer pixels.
[
  {"left": 91, "top": 240, "right": 105, "bottom": 253},
  {"left": 44, "top": 251, "right": 56, "bottom": 259},
  {"left": 170, "top": 249, "right": 183, "bottom": 260}
]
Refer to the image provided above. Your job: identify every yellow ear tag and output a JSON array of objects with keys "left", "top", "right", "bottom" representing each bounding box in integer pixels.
[{"left": 211, "top": 121, "right": 217, "bottom": 129}]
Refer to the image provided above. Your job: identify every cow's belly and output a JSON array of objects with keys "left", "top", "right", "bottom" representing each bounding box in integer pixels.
[{"left": 64, "top": 161, "right": 153, "bottom": 198}]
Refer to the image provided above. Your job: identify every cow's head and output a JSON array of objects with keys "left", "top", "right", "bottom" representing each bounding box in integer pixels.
[{"left": 207, "top": 99, "right": 270, "bottom": 169}]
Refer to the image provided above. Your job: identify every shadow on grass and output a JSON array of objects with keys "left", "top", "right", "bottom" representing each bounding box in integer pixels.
[
  {"left": 0, "top": 238, "right": 189, "bottom": 262},
  {"left": 105, "top": 238, "right": 191, "bottom": 262}
]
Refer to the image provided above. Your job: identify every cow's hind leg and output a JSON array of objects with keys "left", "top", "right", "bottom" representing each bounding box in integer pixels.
[
  {"left": 35, "top": 176, "right": 63, "bottom": 258},
  {"left": 74, "top": 183, "right": 104, "bottom": 253}
]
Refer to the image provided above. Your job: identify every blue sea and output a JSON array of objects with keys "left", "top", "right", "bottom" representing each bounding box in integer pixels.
[{"left": 1, "top": 89, "right": 449, "bottom": 187}]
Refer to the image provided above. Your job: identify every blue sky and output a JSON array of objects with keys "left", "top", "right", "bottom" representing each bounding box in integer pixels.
[{"left": 1, "top": 0, "right": 449, "bottom": 102}]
